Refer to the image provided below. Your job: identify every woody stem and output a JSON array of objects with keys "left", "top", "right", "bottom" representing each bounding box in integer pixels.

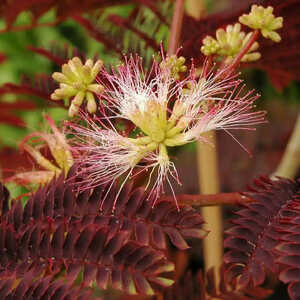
[
  {"left": 162, "top": 192, "right": 252, "bottom": 206},
  {"left": 167, "top": 0, "right": 185, "bottom": 55}
]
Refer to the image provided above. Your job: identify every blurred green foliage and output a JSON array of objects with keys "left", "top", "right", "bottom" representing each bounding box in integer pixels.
[
  {"left": 0, "top": 3, "right": 299, "bottom": 168},
  {"left": 0, "top": 10, "right": 113, "bottom": 149},
  {"left": 0, "top": 4, "right": 172, "bottom": 150}
]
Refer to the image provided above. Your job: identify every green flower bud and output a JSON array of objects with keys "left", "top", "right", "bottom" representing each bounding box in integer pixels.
[
  {"left": 201, "top": 36, "right": 220, "bottom": 56},
  {"left": 85, "top": 59, "right": 94, "bottom": 68},
  {"left": 52, "top": 72, "right": 70, "bottom": 84},
  {"left": 62, "top": 64, "right": 78, "bottom": 81},
  {"left": 86, "top": 92, "right": 97, "bottom": 114},
  {"left": 91, "top": 60, "right": 104, "bottom": 78},
  {"left": 239, "top": 5, "right": 283, "bottom": 42},
  {"left": 201, "top": 23, "right": 261, "bottom": 62},
  {"left": 160, "top": 55, "right": 187, "bottom": 80},
  {"left": 88, "top": 84, "right": 104, "bottom": 94},
  {"left": 51, "top": 57, "right": 104, "bottom": 117},
  {"left": 69, "top": 91, "right": 85, "bottom": 117}
]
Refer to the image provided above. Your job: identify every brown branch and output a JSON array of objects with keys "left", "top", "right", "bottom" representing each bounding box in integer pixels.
[
  {"left": 167, "top": 0, "right": 185, "bottom": 55},
  {"left": 163, "top": 192, "right": 252, "bottom": 206}
]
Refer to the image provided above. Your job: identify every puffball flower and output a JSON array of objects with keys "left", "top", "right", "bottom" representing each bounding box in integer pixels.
[{"left": 69, "top": 55, "right": 266, "bottom": 209}]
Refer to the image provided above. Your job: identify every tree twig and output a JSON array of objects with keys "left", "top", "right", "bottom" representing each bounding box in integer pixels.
[
  {"left": 162, "top": 192, "right": 252, "bottom": 206},
  {"left": 167, "top": 0, "right": 185, "bottom": 55}
]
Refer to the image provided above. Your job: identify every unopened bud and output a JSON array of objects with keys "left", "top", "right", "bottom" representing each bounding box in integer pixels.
[
  {"left": 88, "top": 84, "right": 104, "bottom": 94},
  {"left": 51, "top": 57, "right": 104, "bottom": 116},
  {"left": 239, "top": 5, "right": 283, "bottom": 42},
  {"left": 160, "top": 55, "right": 187, "bottom": 80},
  {"left": 86, "top": 92, "right": 97, "bottom": 114},
  {"left": 201, "top": 36, "right": 220, "bottom": 56}
]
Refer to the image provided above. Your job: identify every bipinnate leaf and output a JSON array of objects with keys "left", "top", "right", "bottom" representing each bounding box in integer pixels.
[
  {"left": 71, "top": 1, "right": 171, "bottom": 64},
  {"left": 0, "top": 274, "right": 98, "bottom": 300},
  {"left": 0, "top": 100, "right": 36, "bottom": 129},
  {"left": 0, "top": 74, "right": 58, "bottom": 104},
  {"left": 0, "top": 167, "right": 204, "bottom": 296},
  {"left": 224, "top": 176, "right": 300, "bottom": 298},
  {"left": 274, "top": 179, "right": 300, "bottom": 300},
  {"left": 0, "top": 183, "right": 9, "bottom": 216},
  {"left": 0, "top": 0, "right": 133, "bottom": 30},
  {"left": 71, "top": 173, "right": 206, "bottom": 250},
  {"left": 150, "top": 267, "right": 272, "bottom": 300}
]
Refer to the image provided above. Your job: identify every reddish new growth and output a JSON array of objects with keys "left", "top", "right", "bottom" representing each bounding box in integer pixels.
[{"left": 0, "top": 169, "right": 206, "bottom": 297}]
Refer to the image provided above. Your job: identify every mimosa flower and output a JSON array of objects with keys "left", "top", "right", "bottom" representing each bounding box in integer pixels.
[{"left": 69, "top": 55, "right": 266, "bottom": 209}]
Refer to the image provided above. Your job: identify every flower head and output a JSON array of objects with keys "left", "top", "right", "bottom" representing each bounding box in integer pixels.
[
  {"left": 201, "top": 23, "right": 261, "bottom": 62},
  {"left": 51, "top": 57, "right": 104, "bottom": 117},
  {"left": 239, "top": 5, "right": 283, "bottom": 42},
  {"left": 69, "top": 55, "right": 265, "bottom": 209}
]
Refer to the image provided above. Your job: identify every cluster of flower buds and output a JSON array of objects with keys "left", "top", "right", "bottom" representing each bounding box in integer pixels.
[
  {"left": 239, "top": 5, "right": 283, "bottom": 42},
  {"left": 201, "top": 5, "right": 283, "bottom": 62},
  {"left": 201, "top": 23, "right": 260, "bottom": 62},
  {"left": 201, "top": 36, "right": 220, "bottom": 56},
  {"left": 159, "top": 55, "right": 187, "bottom": 80},
  {"left": 51, "top": 57, "right": 104, "bottom": 117}
]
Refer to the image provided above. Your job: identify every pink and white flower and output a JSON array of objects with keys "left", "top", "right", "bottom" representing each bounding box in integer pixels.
[{"left": 69, "top": 55, "right": 266, "bottom": 209}]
